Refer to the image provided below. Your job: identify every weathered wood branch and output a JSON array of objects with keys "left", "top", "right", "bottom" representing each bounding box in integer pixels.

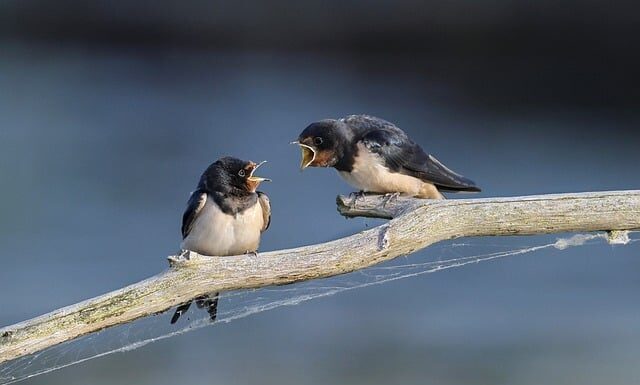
[{"left": 1, "top": 190, "right": 639, "bottom": 364}]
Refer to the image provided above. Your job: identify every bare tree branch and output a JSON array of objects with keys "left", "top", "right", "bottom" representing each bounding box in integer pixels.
[{"left": 1, "top": 190, "right": 639, "bottom": 364}]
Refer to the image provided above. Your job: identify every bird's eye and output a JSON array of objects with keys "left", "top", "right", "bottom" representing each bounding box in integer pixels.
[
  {"left": 314, "top": 137, "right": 324, "bottom": 145},
  {"left": 238, "top": 169, "right": 246, "bottom": 177}
]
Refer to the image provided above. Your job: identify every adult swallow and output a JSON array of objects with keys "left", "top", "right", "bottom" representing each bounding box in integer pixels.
[
  {"left": 294, "top": 114, "right": 480, "bottom": 199},
  {"left": 170, "top": 156, "right": 271, "bottom": 324}
]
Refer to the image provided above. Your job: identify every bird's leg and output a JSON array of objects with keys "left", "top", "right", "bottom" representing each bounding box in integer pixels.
[
  {"left": 348, "top": 190, "right": 366, "bottom": 208},
  {"left": 246, "top": 250, "right": 259, "bottom": 257},
  {"left": 172, "top": 249, "right": 191, "bottom": 261},
  {"left": 381, "top": 192, "right": 401, "bottom": 208}
]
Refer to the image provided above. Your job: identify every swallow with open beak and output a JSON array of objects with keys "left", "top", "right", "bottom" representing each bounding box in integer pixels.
[
  {"left": 294, "top": 114, "right": 480, "bottom": 199},
  {"left": 170, "top": 156, "right": 271, "bottom": 324}
]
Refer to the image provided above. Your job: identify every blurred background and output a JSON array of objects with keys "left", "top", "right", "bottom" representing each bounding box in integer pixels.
[{"left": 1, "top": 1, "right": 639, "bottom": 384}]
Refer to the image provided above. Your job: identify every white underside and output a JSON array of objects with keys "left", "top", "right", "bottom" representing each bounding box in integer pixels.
[
  {"left": 338, "top": 142, "right": 443, "bottom": 199},
  {"left": 181, "top": 198, "right": 264, "bottom": 256}
]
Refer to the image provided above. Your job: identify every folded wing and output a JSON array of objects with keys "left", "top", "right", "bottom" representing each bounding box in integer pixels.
[
  {"left": 257, "top": 191, "right": 271, "bottom": 232},
  {"left": 361, "top": 128, "right": 481, "bottom": 192},
  {"left": 181, "top": 190, "right": 207, "bottom": 239}
]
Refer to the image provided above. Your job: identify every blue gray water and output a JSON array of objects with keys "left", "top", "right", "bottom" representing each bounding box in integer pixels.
[{"left": 1, "top": 42, "right": 639, "bottom": 385}]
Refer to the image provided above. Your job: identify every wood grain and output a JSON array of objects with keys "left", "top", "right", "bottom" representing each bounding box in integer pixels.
[{"left": 1, "top": 190, "right": 639, "bottom": 363}]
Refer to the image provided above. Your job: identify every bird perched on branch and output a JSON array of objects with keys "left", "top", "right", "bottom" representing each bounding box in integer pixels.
[
  {"left": 294, "top": 114, "right": 480, "bottom": 199},
  {"left": 170, "top": 157, "right": 271, "bottom": 324}
]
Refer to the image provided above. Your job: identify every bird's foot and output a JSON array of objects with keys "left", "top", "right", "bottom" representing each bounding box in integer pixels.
[
  {"left": 180, "top": 249, "right": 192, "bottom": 260},
  {"left": 348, "top": 191, "right": 366, "bottom": 208},
  {"left": 246, "top": 250, "right": 259, "bottom": 257},
  {"left": 381, "top": 192, "right": 401, "bottom": 208},
  {"left": 167, "top": 249, "right": 191, "bottom": 266}
]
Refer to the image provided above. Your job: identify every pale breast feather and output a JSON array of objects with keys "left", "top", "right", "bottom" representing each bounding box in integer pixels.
[
  {"left": 338, "top": 142, "right": 425, "bottom": 196},
  {"left": 181, "top": 197, "right": 265, "bottom": 256}
]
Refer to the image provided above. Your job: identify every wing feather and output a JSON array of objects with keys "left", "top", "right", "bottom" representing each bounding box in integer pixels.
[
  {"left": 257, "top": 191, "right": 271, "bottom": 232},
  {"left": 360, "top": 126, "right": 480, "bottom": 192},
  {"left": 181, "top": 190, "right": 207, "bottom": 239}
]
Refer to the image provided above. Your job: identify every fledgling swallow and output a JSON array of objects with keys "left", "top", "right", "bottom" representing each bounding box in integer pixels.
[
  {"left": 294, "top": 114, "right": 480, "bottom": 199},
  {"left": 170, "top": 156, "right": 271, "bottom": 324}
]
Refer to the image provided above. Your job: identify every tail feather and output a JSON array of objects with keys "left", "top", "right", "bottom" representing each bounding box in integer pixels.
[
  {"left": 170, "top": 293, "right": 219, "bottom": 324},
  {"left": 196, "top": 293, "right": 219, "bottom": 322},
  {"left": 170, "top": 301, "right": 193, "bottom": 324},
  {"left": 436, "top": 183, "right": 481, "bottom": 193}
]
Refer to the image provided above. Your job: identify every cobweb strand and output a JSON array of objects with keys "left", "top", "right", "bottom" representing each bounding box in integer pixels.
[{"left": 0, "top": 232, "right": 638, "bottom": 384}]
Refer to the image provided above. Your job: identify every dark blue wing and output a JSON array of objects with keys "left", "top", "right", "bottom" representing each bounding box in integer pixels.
[
  {"left": 361, "top": 128, "right": 481, "bottom": 192},
  {"left": 181, "top": 189, "right": 207, "bottom": 239},
  {"left": 341, "top": 115, "right": 401, "bottom": 134},
  {"left": 257, "top": 191, "right": 271, "bottom": 232}
]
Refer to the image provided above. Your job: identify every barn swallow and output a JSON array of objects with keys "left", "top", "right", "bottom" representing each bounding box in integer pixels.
[
  {"left": 294, "top": 114, "right": 480, "bottom": 199},
  {"left": 170, "top": 157, "right": 271, "bottom": 324}
]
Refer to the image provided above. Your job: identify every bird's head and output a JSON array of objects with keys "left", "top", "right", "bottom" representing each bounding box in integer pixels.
[
  {"left": 293, "top": 119, "right": 348, "bottom": 170},
  {"left": 207, "top": 157, "right": 271, "bottom": 193}
]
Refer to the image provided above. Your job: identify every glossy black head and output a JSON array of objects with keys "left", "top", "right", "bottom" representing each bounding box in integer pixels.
[
  {"left": 199, "top": 156, "right": 270, "bottom": 194},
  {"left": 295, "top": 119, "right": 351, "bottom": 169}
]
